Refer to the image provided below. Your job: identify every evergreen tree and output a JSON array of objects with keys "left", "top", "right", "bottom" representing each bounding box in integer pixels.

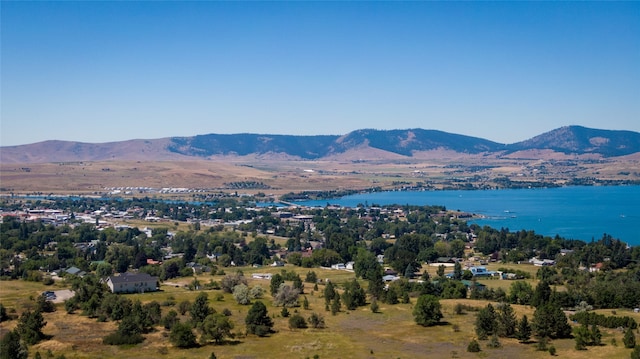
[
  {"left": 532, "top": 303, "right": 572, "bottom": 340},
  {"left": 516, "top": 315, "right": 532, "bottom": 343},
  {"left": 475, "top": 304, "right": 497, "bottom": 340},
  {"left": 341, "top": 279, "right": 366, "bottom": 310},
  {"left": 190, "top": 292, "right": 213, "bottom": 324},
  {"left": 15, "top": 310, "right": 47, "bottom": 345},
  {"left": 496, "top": 303, "right": 517, "bottom": 338},
  {"left": 624, "top": 326, "right": 637, "bottom": 348},
  {"left": 453, "top": 261, "right": 462, "bottom": 280},
  {"left": 324, "top": 281, "right": 336, "bottom": 307},
  {"left": 331, "top": 294, "right": 341, "bottom": 315},
  {"left": 531, "top": 280, "right": 551, "bottom": 308},
  {"left": 199, "top": 313, "right": 234, "bottom": 344},
  {"left": 591, "top": 324, "right": 602, "bottom": 346},
  {"left": 245, "top": 301, "right": 273, "bottom": 336},
  {"left": 0, "top": 330, "right": 28, "bottom": 359},
  {"left": 574, "top": 324, "right": 590, "bottom": 350},
  {"left": 170, "top": 322, "right": 197, "bottom": 348},
  {"left": 413, "top": 295, "right": 443, "bottom": 327},
  {"left": 270, "top": 273, "right": 284, "bottom": 296}
]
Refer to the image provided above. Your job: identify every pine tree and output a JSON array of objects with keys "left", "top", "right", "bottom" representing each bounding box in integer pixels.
[
  {"left": 190, "top": 292, "right": 213, "bottom": 324},
  {"left": 624, "top": 326, "right": 636, "bottom": 348},
  {"left": 475, "top": 304, "right": 497, "bottom": 340},
  {"left": 516, "top": 315, "right": 532, "bottom": 343},
  {"left": 245, "top": 301, "right": 273, "bottom": 337},
  {"left": 0, "top": 329, "right": 28, "bottom": 359},
  {"left": 496, "top": 303, "right": 517, "bottom": 338}
]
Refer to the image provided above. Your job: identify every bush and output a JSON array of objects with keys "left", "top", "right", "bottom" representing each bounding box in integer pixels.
[
  {"left": 103, "top": 332, "right": 144, "bottom": 345},
  {"left": 169, "top": 322, "right": 197, "bottom": 348},
  {"left": 288, "top": 314, "right": 308, "bottom": 329},
  {"left": 308, "top": 313, "right": 325, "bottom": 329},
  {"left": 467, "top": 339, "right": 481, "bottom": 352}
]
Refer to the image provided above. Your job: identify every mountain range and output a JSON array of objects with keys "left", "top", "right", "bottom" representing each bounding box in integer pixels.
[{"left": 2, "top": 126, "right": 639, "bottom": 164}]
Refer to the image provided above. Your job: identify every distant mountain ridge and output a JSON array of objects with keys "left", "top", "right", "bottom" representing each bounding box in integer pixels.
[{"left": 2, "top": 126, "right": 639, "bottom": 163}]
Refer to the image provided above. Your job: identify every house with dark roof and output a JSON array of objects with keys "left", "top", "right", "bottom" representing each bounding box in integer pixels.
[{"left": 106, "top": 272, "right": 158, "bottom": 294}]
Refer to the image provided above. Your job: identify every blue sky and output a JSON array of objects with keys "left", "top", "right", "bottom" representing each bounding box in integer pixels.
[{"left": 2, "top": 1, "right": 639, "bottom": 146}]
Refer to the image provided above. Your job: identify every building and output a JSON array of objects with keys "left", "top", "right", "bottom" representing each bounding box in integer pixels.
[
  {"left": 469, "top": 266, "right": 497, "bottom": 277},
  {"left": 106, "top": 272, "right": 158, "bottom": 294}
]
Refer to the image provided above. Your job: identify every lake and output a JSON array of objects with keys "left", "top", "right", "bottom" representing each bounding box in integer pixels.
[{"left": 293, "top": 185, "right": 640, "bottom": 246}]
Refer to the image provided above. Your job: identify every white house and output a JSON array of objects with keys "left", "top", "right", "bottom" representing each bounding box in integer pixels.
[{"left": 106, "top": 272, "right": 158, "bottom": 294}]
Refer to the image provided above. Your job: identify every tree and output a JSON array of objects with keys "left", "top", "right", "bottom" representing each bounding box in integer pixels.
[
  {"left": 249, "top": 285, "right": 264, "bottom": 299},
  {"left": 308, "top": 313, "right": 325, "bottom": 329},
  {"left": 324, "top": 281, "right": 336, "bottom": 307},
  {"left": 624, "top": 326, "right": 636, "bottom": 348},
  {"left": 574, "top": 324, "right": 590, "bottom": 350},
  {"left": 413, "top": 295, "right": 443, "bottom": 327},
  {"left": 232, "top": 284, "right": 251, "bottom": 305},
  {"left": 245, "top": 301, "right": 273, "bottom": 336},
  {"left": 475, "top": 304, "right": 497, "bottom": 340},
  {"left": 270, "top": 273, "right": 284, "bottom": 296},
  {"left": 170, "top": 322, "right": 197, "bottom": 348},
  {"left": 0, "top": 330, "right": 28, "bottom": 359},
  {"left": 15, "top": 310, "right": 47, "bottom": 345},
  {"left": 532, "top": 303, "right": 572, "bottom": 340},
  {"left": 531, "top": 280, "right": 551, "bottom": 308},
  {"left": 508, "top": 281, "right": 533, "bottom": 305},
  {"left": 341, "top": 279, "right": 366, "bottom": 310},
  {"left": 199, "top": 313, "right": 234, "bottom": 345},
  {"left": 190, "top": 292, "right": 213, "bottom": 324},
  {"left": 221, "top": 273, "right": 247, "bottom": 293},
  {"left": 163, "top": 310, "right": 179, "bottom": 330},
  {"left": 288, "top": 314, "right": 307, "bottom": 329},
  {"left": 103, "top": 314, "right": 145, "bottom": 345},
  {"left": 273, "top": 284, "right": 300, "bottom": 307},
  {"left": 453, "top": 261, "right": 463, "bottom": 280},
  {"left": 516, "top": 315, "right": 532, "bottom": 343},
  {"left": 496, "top": 303, "right": 517, "bottom": 338},
  {"left": 305, "top": 271, "right": 317, "bottom": 283},
  {"left": 0, "top": 303, "right": 8, "bottom": 322},
  {"left": 631, "top": 346, "right": 640, "bottom": 359}
]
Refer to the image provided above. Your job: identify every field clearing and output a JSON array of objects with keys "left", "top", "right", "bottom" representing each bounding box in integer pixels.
[{"left": 1, "top": 268, "right": 638, "bottom": 359}]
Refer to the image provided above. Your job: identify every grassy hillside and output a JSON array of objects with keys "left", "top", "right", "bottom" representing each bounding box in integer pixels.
[{"left": 2, "top": 265, "right": 639, "bottom": 359}]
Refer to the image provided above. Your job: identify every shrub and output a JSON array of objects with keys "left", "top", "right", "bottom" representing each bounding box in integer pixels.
[
  {"left": 308, "top": 313, "right": 325, "bottom": 329},
  {"left": 288, "top": 314, "right": 307, "bottom": 329},
  {"left": 467, "top": 339, "right": 481, "bottom": 352},
  {"left": 103, "top": 332, "right": 144, "bottom": 345}
]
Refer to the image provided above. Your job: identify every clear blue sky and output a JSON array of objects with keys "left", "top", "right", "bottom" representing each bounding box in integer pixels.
[{"left": 2, "top": 1, "right": 639, "bottom": 146}]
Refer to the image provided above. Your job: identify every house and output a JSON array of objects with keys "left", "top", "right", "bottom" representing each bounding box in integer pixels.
[
  {"left": 469, "top": 266, "right": 496, "bottom": 277},
  {"left": 65, "top": 266, "right": 86, "bottom": 277},
  {"left": 383, "top": 274, "right": 400, "bottom": 282},
  {"left": 252, "top": 273, "right": 272, "bottom": 280},
  {"left": 530, "top": 258, "right": 556, "bottom": 266},
  {"left": 106, "top": 272, "right": 158, "bottom": 294},
  {"left": 461, "top": 280, "right": 487, "bottom": 292}
]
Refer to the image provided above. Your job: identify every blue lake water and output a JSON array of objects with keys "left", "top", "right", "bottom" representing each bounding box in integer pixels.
[{"left": 293, "top": 186, "right": 640, "bottom": 246}]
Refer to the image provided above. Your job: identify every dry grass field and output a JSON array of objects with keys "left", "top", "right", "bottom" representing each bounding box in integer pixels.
[
  {"left": 2, "top": 266, "right": 639, "bottom": 359},
  {"left": 2, "top": 153, "right": 638, "bottom": 196}
]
